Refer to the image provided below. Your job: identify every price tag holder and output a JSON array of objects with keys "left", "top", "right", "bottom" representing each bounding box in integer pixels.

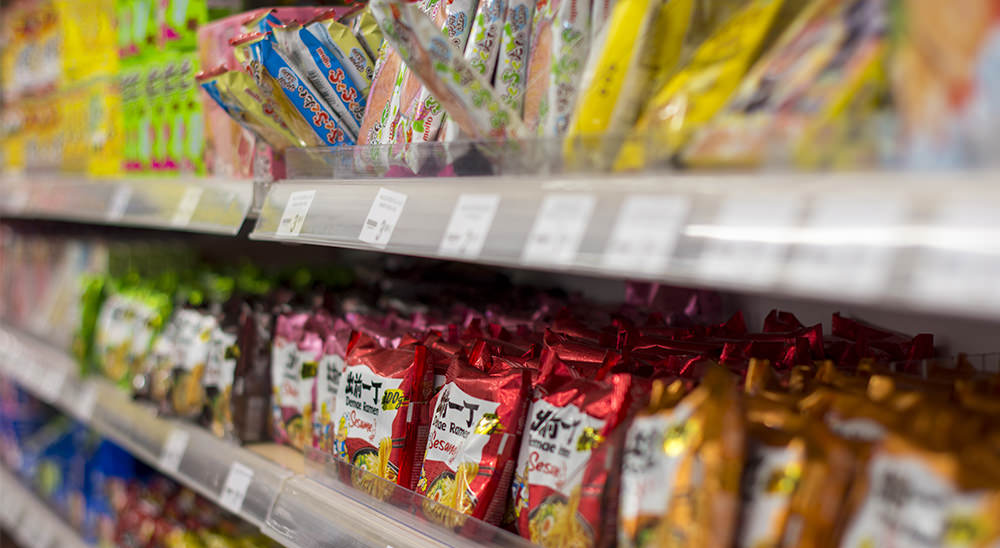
[
  {"left": 7, "top": 187, "right": 29, "bottom": 214},
  {"left": 73, "top": 381, "right": 99, "bottom": 422},
  {"left": 695, "top": 197, "right": 801, "bottom": 287},
  {"left": 171, "top": 187, "right": 204, "bottom": 227},
  {"left": 438, "top": 194, "right": 501, "bottom": 259},
  {"left": 159, "top": 428, "right": 190, "bottom": 473},
  {"left": 359, "top": 188, "right": 408, "bottom": 248},
  {"left": 34, "top": 517, "right": 56, "bottom": 548},
  {"left": 107, "top": 186, "right": 133, "bottom": 221},
  {"left": 36, "top": 367, "right": 67, "bottom": 403},
  {"left": 602, "top": 195, "right": 690, "bottom": 274},
  {"left": 276, "top": 190, "right": 316, "bottom": 237},
  {"left": 522, "top": 194, "right": 596, "bottom": 266},
  {"left": 219, "top": 462, "right": 254, "bottom": 514},
  {"left": 784, "top": 198, "right": 905, "bottom": 297}
]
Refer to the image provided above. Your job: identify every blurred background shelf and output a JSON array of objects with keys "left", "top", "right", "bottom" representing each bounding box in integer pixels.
[
  {"left": 0, "top": 465, "right": 93, "bottom": 548},
  {"left": 0, "top": 177, "right": 255, "bottom": 234},
  {"left": 251, "top": 170, "right": 1000, "bottom": 321}
]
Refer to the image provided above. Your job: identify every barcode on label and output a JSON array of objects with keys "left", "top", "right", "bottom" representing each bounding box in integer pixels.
[
  {"left": 219, "top": 462, "right": 254, "bottom": 513},
  {"left": 522, "top": 194, "right": 596, "bottom": 266},
  {"left": 438, "top": 194, "right": 501, "bottom": 259},
  {"left": 358, "top": 187, "right": 408, "bottom": 248},
  {"left": 602, "top": 196, "right": 689, "bottom": 274},
  {"left": 276, "top": 190, "right": 317, "bottom": 237},
  {"left": 159, "top": 428, "right": 190, "bottom": 473}
]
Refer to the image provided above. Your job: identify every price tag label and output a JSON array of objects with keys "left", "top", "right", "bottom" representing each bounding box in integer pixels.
[
  {"left": 522, "top": 194, "right": 596, "bottom": 266},
  {"left": 910, "top": 201, "right": 1000, "bottom": 309},
  {"left": 107, "top": 186, "right": 133, "bottom": 221},
  {"left": 276, "top": 190, "right": 316, "bottom": 237},
  {"left": 159, "top": 428, "right": 190, "bottom": 473},
  {"left": 359, "top": 188, "right": 407, "bottom": 248},
  {"left": 695, "top": 197, "right": 801, "bottom": 287},
  {"left": 7, "top": 187, "right": 29, "bottom": 213},
  {"left": 219, "top": 462, "right": 254, "bottom": 513},
  {"left": 171, "top": 187, "right": 204, "bottom": 227},
  {"left": 784, "top": 198, "right": 906, "bottom": 297},
  {"left": 74, "top": 381, "right": 99, "bottom": 422},
  {"left": 438, "top": 194, "right": 501, "bottom": 259},
  {"left": 36, "top": 367, "right": 67, "bottom": 403},
  {"left": 602, "top": 195, "right": 689, "bottom": 274}
]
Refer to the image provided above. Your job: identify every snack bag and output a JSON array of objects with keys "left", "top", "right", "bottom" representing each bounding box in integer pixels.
[
  {"left": 539, "top": 0, "right": 593, "bottom": 137},
  {"left": 198, "top": 66, "right": 305, "bottom": 150},
  {"left": 615, "top": 0, "right": 790, "bottom": 171},
  {"left": 270, "top": 312, "right": 308, "bottom": 447},
  {"left": 230, "top": 300, "right": 275, "bottom": 444},
  {"left": 618, "top": 366, "right": 744, "bottom": 548},
  {"left": 171, "top": 310, "right": 218, "bottom": 419},
  {"left": 564, "top": 0, "right": 692, "bottom": 168},
  {"left": 352, "top": 7, "right": 385, "bottom": 61},
  {"left": 205, "top": 317, "right": 240, "bottom": 439},
  {"left": 358, "top": 43, "right": 402, "bottom": 145},
  {"left": 337, "top": 332, "right": 434, "bottom": 495},
  {"left": 416, "top": 359, "right": 531, "bottom": 525},
  {"left": 682, "top": 0, "right": 889, "bottom": 168},
  {"left": 314, "top": 323, "right": 352, "bottom": 453},
  {"left": 494, "top": 0, "right": 534, "bottom": 114},
  {"left": 308, "top": 11, "right": 375, "bottom": 93},
  {"left": 515, "top": 371, "right": 633, "bottom": 547}
]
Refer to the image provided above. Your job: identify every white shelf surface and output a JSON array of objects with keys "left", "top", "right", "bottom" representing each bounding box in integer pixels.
[
  {"left": 0, "top": 466, "right": 92, "bottom": 548},
  {"left": 251, "top": 171, "right": 1000, "bottom": 321},
  {"left": 0, "top": 323, "right": 533, "bottom": 548},
  {"left": 0, "top": 176, "right": 253, "bottom": 234}
]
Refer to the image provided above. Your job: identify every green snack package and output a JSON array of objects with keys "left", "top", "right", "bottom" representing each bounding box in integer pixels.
[{"left": 73, "top": 275, "right": 107, "bottom": 377}]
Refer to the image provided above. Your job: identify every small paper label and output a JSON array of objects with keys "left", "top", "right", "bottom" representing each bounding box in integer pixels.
[
  {"left": 171, "top": 187, "right": 204, "bottom": 227},
  {"left": 159, "top": 428, "right": 190, "bottom": 473},
  {"left": 36, "top": 368, "right": 67, "bottom": 403},
  {"left": 7, "top": 188, "right": 29, "bottom": 213},
  {"left": 438, "top": 194, "right": 501, "bottom": 259},
  {"left": 522, "top": 194, "right": 596, "bottom": 266},
  {"left": 359, "top": 187, "right": 407, "bottom": 248},
  {"left": 695, "top": 197, "right": 801, "bottom": 287},
  {"left": 602, "top": 196, "right": 689, "bottom": 274},
  {"left": 219, "top": 462, "right": 254, "bottom": 513},
  {"left": 107, "top": 186, "right": 133, "bottom": 221},
  {"left": 75, "top": 381, "right": 99, "bottom": 421},
  {"left": 276, "top": 190, "right": 317, "bottom": 237}
]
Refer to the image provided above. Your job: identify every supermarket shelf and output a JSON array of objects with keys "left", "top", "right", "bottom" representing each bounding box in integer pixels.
[
  {"left": 0, "top": 466, "right": 92, "bottom": 548},
  {"left": 0, "top": 177, "right": 254, "bottom": 234},
  {"left": 252, "top": 171, "right": 1000, "bottom": 321},
  {"left": 0, "top": 324, "right": 530, "bottom": 548}
]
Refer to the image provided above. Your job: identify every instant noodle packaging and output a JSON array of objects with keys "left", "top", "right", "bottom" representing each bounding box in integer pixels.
[
  {"left": 417, "top": 357, "right": 531, "bottom": 525},
  {"left": 513, "top": 367, "right": 633, "bottom": 547},
  {"left": 270, "top": 312, "right": 309, "bottom": 448},
  {"left": 313, "top": 322, "right": 352, "bottom": 453},
  {"left": 618, "top": 365, "right": 744, "bottom": 548},
  {"left": 337, "top": 331, "right": 435, "bottom": 496}
]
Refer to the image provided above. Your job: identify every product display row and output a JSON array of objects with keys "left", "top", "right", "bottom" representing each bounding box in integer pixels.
[
  {"left": 0, "top": 465, "right": 90, "bottom": 548},
  {"left": 0, "top": 380, "right": 281, "bottom": 548},
  {"left": 2, "top": 231, "right": 998, "bottom": 548}
]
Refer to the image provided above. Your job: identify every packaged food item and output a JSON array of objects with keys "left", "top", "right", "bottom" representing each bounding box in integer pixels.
[
  {"left": 618, "top": 366, "right": 743, "bottom": 548},
  {"left": 682, "top": 0, "right": 889, "bottom": 168},
  {"left": 494, "top": 0, "right": 533, "bottom": 114},
  {"left": 336, "top": 332, "right": 434, "bottom": 495},
  {"left": 539, "top": 0, "right": 593, "bottom": 137},
  {"left": 358, "top": 44, "right": 402, "bottom": 145},
  {"left": 307, "top": 11, "right": 375, "bottom": 93},
  {"left": 270, "top": 312, "right": 313, "bottom": 449},
  {"left": 615, "top": 0, "right": 790, "bottom": 171},
  {"left": 371, "top": 0, "right": 529, "bottom": 140},
  {"left": 198, "top": 66, "right": 306, "bottom": 150},
  {"left": 514, "top": 369, "right": 633, "bottom": 546},
  {"left": 229, "top": 300, "right": 276, "bottom": 444},
  {"left": 253, "top": 32, "right": 356, "bottom": 146},
  {"left": 170, "top": 309, "right": 218, "bottom": 420},
  {"left": 417, "top": 359, "right": 531, "bottom": 525},
  {"left": 352, "top": 7, "right": 386, "bottom": 62},
  {"left": 205, "top": 310, "right": 240, "bottom": 440},
  {"left": 270, "top": 23, "right": 363, "bottom": 140},
  {"left": 522, "top": 0, "right": 556, "bottom": 132},
  {"left": 313, "top": 323, "right": 352, "bottom": 453}
]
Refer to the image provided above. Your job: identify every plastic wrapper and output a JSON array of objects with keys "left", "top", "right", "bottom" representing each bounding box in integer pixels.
[
  {"left": 308, "top": 12, "right": 375, "bottom": 93},
  {"left": 564, "top": 0, "right": 693, "bottom": 168},
  {"left": 197, "top": 67, "right": 305, "bottom": 151},
  {"left": 416, "top": 359, "right": 531, "bottom": 525},
  {"left": 539, "top": 0, "right": 593, "bottom": 137},
  {"left": 682, "top": 0, "right": 890, "bottom": 168},
  {"left": 313, "top": 323, "right": 352, "bottom": 452},
  {"left": 205, "top": 313, "right": 240, "bottom": 440},
  {"left": 170, "top": 309, "right": 218, "bottom": 420},
  {"left": 352, "top": 7, "right": 386, "bottom": 62},
  {"left": 371, "top": 0, "right": 530, "bottom": 140},
  {"left": 359, "top": 43, "right": 402, "bottom": 145},
  {"left": 522, "top": 0, "right": 556, "bottom": 132},
  {"left": 230, "top": 302, "right": 275, "bottom": 444},
  {"left": 494, "top": 0, "right": 534, "bottom": 114},
  {"left": 270, "top": 312, "right": 309, "bottom": 448},
  {"left": 337, "top": 332, "right": 434, "bottom": 496},
  {"left": 615, "top": 0, "right": 791, "bottom": 171}
]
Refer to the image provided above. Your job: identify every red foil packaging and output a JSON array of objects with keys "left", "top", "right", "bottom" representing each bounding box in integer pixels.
[
  {"left": 416, "top": 358, "right": 532, "bottom": 525},
  {"left": 513, "top": 370, "right": 633, "bottom": 546},
  {"left": 336, "top": 332, "right": 434, "bottom": 494}
]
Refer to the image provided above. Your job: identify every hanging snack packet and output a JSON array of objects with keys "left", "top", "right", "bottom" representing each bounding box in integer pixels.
[
  {"left": 270, "top": 22, "right": 365, "bottom": 139},
  {"left": 417, "top": 359, "right": 531, "bottom": 525},
  {"left": 615, "top": 0, "right": 791, "bottom": 171},
  {"left": 253, "top": 32, "right": 356, "bottom": 146},
  {"left": 564, "top": 0, "right": 693, "bottom": 168},
  {"left": 307, "top": 11, "right": 375, "bottom": 93},
  {"left": 337, "top": 332, "right": 434, "bottom": 495},
  {"left": 358, "top": 43, "right": 402, "bottom": 145},
  {"left": 515, "top": 371, "right": 633, "bottom": 546},
  {"left": 270, "top": 312, "right": 308, "bottom": 447},
  {"left": 371, "top": 0, "right": 529, "bottom": 139},
  {"left": 494, "top": 0, "right": 534, "bottom": 114},
  {"left": 197, "top": 66, "right": 306, "bottom": 150},
  {"left": 522, "top": 0, "right": 557, "bottom": 132},
  {"left": 618, "top": 366, "right": 744, "bottom": 548},
  {"left": 352, "top": 7, "right": 385, "bottom": 62},
  {"left": 539, "top": 0, "right": 593, "bottom": 137},
  {"left": 314, "top": 322, "right": 352, "bottom": 453},
  {"left": 205, "top": 311, "right": 240, "bottom": 439},
  {"left": 170, "top": 310, "right": 218, "bottom": 420}
]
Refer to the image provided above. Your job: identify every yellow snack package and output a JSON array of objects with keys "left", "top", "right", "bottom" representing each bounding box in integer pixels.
[
  {"left": 563, "top": 0, "right": 693, "bottom": 169},
  {"left": 615, "top": 0, "right": 795, "bottom": 171},
  {"left": 618, "top": 366, "right": 744, "bottom": 548}
]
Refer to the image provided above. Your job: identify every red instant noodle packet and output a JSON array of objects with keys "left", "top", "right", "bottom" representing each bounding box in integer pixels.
[
  {"left": 336, "top": 331, "right": 434, "bottom": 494},
  {"left": 417, "top": 357, "right": 532, "bottom": 525}
]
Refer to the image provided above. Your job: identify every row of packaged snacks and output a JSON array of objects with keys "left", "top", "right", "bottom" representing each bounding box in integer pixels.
[
  {"left": 0, "top": 381, "right": 279, "bottom": 548},
  {"left": 195, "top": 0, "right": 1000, "bottom": 174}
]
